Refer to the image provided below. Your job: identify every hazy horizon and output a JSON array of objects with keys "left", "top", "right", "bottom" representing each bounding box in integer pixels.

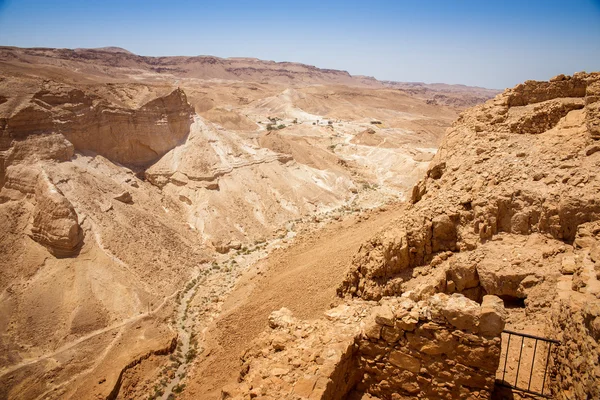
[{"left": 1, "top": 0, "right": 599, "bottom": 89}]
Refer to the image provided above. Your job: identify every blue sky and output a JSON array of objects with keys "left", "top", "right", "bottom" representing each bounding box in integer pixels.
[{"left": 0, "top": 0, "right": 599, "bottom": 89}]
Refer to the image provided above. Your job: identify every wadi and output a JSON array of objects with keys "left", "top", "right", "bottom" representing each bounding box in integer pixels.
[{"left": 0, "top": 45, "right": 598, "bottom": 400}]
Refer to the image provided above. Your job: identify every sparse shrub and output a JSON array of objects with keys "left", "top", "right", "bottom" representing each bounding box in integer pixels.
[
  {"left": 173, "top": 383, "right": 186, "bottom": 394},
  {"left": 186, "top": 348, "right": 197, "bottom": 362},
  {"left": 277, "top": 124, "right": 286, "bottom": 129}
]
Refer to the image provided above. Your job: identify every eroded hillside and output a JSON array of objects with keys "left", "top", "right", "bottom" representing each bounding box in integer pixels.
[
  {"left": 218, "top": 73, "right": 600, "bottom": 400},
  {"left": 0, "top": 47, "right": 498, "bottom": 399}
]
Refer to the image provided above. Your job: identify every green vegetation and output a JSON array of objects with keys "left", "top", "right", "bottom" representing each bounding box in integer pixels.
[{"left": 173, "top": 383, "right": 186, "bottom": 394}]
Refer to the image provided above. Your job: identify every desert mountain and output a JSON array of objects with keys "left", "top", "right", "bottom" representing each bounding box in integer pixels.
[
  {"left": 202, "top": 73, "right": 600, "bottom": 400},
  {"left": 0, "top": 46, "right": 506, "bottom": 400}
]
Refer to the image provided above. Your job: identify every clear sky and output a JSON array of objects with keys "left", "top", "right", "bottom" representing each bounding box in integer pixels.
[{"left": 0, "top": 0, "right": 599, "bottom": 89}]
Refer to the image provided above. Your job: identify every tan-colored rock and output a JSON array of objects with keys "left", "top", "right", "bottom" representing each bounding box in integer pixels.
[
  {"left": 585, "top": 144, "right": 600, "bottom": 156},
  {"left": 388, "top": 350, "right": 421, "bottom": 373},
  {"left": 432, "top": 214, "right": 457, "bottom": 252},
  {"left": 437, "top": 293, "right": 481, "bottom": 332},
  {"left": 113, "top": 191, "right": 133, "bottom": 203},
  {"left": 561, "top": 255, "right": 579, "bottom": 275},
  {"left": 373, "top": 304, "right": 395, "bottom": 326},
  {"left": 477, "top": 259, "right": 532, "bottom": 298},
  {"left": 4, "top": 164, "right": 41, "bottom": 194},
  {"left": 268, "top": 308, "right": 296, "bottom": 329},
  {"left": 30, "top": 173, "right": 83, "bottom": 256},
  {"left": 479, "top": 295, "right": 507, "bottom": 337}
]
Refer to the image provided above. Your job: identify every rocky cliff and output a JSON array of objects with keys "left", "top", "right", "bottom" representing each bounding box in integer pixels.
[
  {"left": 339, "top": 72, "right": 600, "bottom": 301},
  {"left": 225, "top": 72, "right": 600, "bottom": 399},
  {"left": 1, "top": 83, "right": 194, "bottom": 168}
]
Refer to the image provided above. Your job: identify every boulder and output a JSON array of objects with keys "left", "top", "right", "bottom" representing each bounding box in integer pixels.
[
  {"left": 447, "top": 259, "right": 479, "bottom": 292},
  {"left": 477, "top": 259, "right": 532, "bottom": 298},
  {"left": 268, "top": 308, "right": 296, "bottom": 329},
  {"left": 30, "top": 174, "right": 83, "bottom": 257},
  {"left": 432, "top": 214, "right": 457, "bottom": 252},
  {"left": 427, "top": 161, "right": 446, "bottom": 180},
  {"left": 479, "top": 295, "right": 507, "bottom": 337}
]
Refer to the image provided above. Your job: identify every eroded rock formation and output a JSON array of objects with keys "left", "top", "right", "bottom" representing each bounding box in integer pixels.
[
  {"left": 1, "top": 84, "right": 194, "bottom": 167},
  {"left": 338, "top": 72, "right": 600, "bottom": 301}
]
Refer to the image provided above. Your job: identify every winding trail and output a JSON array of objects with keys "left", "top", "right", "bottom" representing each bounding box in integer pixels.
[{"left": 0, "top": 281, "right": 179, "bottom": 379}]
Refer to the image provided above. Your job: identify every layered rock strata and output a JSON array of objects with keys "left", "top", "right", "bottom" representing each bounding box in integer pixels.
[{"left": 1, "top": 84, "right": 194, "bottom": 167}]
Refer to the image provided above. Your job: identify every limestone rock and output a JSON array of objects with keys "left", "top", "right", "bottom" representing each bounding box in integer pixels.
[
  {"left": 477, "top": 259, "right": 532, "bottom": 298},
  {"left": 479, "top": 295, "right": 507, "bottom": 337},
  {"left": 432, "top": 214, "right": 457, "bottom": 252},
  {"left": 4, "top": 86, "right": 194, "bottom": 168},
  {"left": 388, "top": 350, "right": 421, "bottom": 373},
  {"left": 4, "top": 164, "right": 41, "bottom": 194},
  {"left": 585, "top": 144, "right": 600, "bottom": 156},
  {"left": 113, "top": 191, "right": 133, "bottom": 204},
  {"left": 436, "top": 293, "right": 481, "bottom": 332},
  {"left": 427, "top": 161, "right": 446, "bottom": 180},
  {"left": 561, "top": 255, "right": 579, "bottom": 275},
  {"left": 30, "top": 173, "right": 83, "bottom": 257},
  {"left": 5, "top": 133, "right": 74, "bottom": 164},
  {"left": 268, "top": 308, "right": 296, "bottom": 329}
]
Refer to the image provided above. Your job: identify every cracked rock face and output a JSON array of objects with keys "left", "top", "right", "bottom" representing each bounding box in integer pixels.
[{"left": 338, "top": 72, "right": 600, "bottom": 301}]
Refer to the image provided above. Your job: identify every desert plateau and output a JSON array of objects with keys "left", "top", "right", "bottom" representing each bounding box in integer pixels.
[{"left": 1, "top": 1, "right": 599, "bottom": 400}]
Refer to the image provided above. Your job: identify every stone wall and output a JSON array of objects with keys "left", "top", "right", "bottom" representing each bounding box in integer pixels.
[
  {"left": 355, "top": 293, "right": 505, "bottom": 400},
  {"left": 550, "top": 222, "right": 600, "bottom": 399},
  {"left": 550, "top": 295, "right": 600, "bottom": 400},
  {"left": 225, "top": 293, "right": 506, "bottom": 400}
]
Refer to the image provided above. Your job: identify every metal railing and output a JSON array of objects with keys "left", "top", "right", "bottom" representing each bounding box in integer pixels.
[{"left": 496, "top": 329, "right": 560, "bottom": 398}]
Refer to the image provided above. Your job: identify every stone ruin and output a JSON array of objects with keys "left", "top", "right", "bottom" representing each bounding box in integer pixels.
[{"left": 223, "top": 293, "right": 507, "bottom": 400}]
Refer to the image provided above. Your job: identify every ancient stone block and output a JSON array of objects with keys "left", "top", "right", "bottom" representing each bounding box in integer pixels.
[
  {"left": 388, "top": 350, "right": 421, "bottom": 373},
  {"left": 479, "top": 295, "right": 507, "bottom": 337}
]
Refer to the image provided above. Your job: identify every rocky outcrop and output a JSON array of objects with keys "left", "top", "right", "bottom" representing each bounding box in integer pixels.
[
  {"left": 30, "top": 172, "right": 83, "bottom": 257},
  {"left": 1, "top": 85, "right": 194, "bottom": 167},
  {"left": 227, "top": 293, "right": 505, "bottom": 400},
  {"left": 2, "top": 162, "right": 83, "bottom": 256},
  {"left": 338, "top": 73, "right": 600, "bottom": 301}
]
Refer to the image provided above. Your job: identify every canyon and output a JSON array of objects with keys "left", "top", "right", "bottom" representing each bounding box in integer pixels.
[{"left": 0, "top": 46, "right": 598, "bottom": 400}]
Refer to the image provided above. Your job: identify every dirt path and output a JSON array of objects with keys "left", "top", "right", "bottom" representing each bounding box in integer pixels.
[{"left": 182, "top": 203, "right": 407, "bottom": 399}]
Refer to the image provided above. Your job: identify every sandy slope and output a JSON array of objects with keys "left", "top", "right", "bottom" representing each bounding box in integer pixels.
[{"left": 182, "top": 205, "right": 407, "bottom": 399}]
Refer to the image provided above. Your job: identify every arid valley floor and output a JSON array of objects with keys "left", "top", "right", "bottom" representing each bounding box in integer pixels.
[{"left": 0, "top": 47, "right": 599, "bottom": 400}]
